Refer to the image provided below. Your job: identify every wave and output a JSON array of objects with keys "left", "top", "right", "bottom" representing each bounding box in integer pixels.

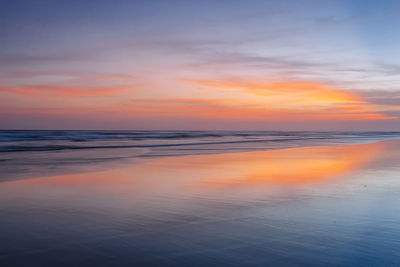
[
  {"left": 1, "top": 130, "right": 400, "bottom": 152},
  {"left": 0, "top": 130, "right": 229, "bottom": 142},
  {"left": 0, "top": 137, "right": 331, "bottom": 152}
]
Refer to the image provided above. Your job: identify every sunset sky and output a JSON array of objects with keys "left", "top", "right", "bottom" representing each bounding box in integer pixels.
[{"left": 1, "top": 0, "right": 400, "bottom": 130}]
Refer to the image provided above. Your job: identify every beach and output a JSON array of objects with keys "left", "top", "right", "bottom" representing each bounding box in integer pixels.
[
  {"left": 1, "top": 131, "right": 400, "bottom": 266},
  {"left": 3, "top": 1, "right": 400, "bottom": 265}
]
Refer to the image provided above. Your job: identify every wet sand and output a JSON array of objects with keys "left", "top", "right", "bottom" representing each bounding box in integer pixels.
[{"left": 1, "top": 140, "right": 400, "bottom": 266}]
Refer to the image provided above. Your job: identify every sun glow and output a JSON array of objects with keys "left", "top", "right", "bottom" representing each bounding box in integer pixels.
[
  {"left": 116, "top": 80, "right": 395, "bottom": 121},
  {"left": 1, "top": 79, "right": 396, "bottom": 126}
]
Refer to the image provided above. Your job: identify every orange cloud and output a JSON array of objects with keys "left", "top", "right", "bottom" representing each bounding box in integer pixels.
[
  {"left": 124, "top": 97, "right": 392, "bottom": 121},
  {"left": 181, "top": 80, "right": 395, "bottom": 120},
  {"left": 191, "top": 80, "right": 360, "bottom": 103},
  {"left": 0, "top": 79, "right": 396, "bottom": 123}
]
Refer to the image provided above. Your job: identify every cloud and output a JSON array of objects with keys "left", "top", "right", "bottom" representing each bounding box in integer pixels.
[
  {"left": 0, "top": 71, "right": 137, "bottom": 101},
  {"left": 126, "top": 98, "right": 392, "bottom": 121},
  {"left": 0, "top": 53, "right": 92, "bottom": 66},
  {"left": 359, "top": 90, "right": 400, "bottom": 106},
  {"left": 3, "top": 71, "right": 136, "bottom": 82},
  {"left": 177, "top": 79, "right": 396, "bottom": 120},
  {"left": 190, "top": 79, "right": 360, "bottom": 100},
  {"left": 3, "top": 79, "right": 390, "bottom": 122},
  {"left": 0, "top": 85, "right": 133, "bottom": 97}
]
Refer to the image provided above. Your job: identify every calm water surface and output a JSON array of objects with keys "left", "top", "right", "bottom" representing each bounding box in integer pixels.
[{"left": 1, "top": 139, "right": 400, "bottom": 266}]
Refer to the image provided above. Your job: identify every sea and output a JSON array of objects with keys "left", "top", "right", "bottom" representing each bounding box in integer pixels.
[{"left": 1, "top": 130, "right": 400, "bottom": 266}]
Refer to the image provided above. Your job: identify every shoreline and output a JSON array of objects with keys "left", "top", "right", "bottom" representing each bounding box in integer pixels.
[{"left": 1, "top": 137, "right": 399, "bottom": 183}]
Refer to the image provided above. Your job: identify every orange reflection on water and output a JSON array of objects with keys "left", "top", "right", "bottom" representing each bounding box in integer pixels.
[
  {"left": 1, "top": 142, "right": 385, "bottom": 196},
  {"left": 190, "top": 142, "right": 384, "bottom": 187}
]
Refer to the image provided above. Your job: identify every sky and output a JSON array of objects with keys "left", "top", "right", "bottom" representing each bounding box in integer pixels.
[{"left": 1, "top": 0, "right": 400, "bottom": 130}]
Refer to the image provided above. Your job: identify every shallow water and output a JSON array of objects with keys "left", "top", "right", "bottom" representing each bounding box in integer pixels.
[
  {"left": 2, "top": 130, "right": 400, "bottom": 181},
  {"left": 1, "top": 140, "right": 400, "bottom": 266}
]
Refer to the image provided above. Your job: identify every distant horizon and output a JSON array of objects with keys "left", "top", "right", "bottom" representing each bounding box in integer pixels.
[{"left": 2, "top": 128, "right": 400, "bottom": 133}]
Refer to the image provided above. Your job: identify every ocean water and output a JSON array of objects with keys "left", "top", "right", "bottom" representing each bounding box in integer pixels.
[
  {"left": 2, "top": 130, "right": 400, "bottom": 152},
  {"left": 1, "top": 131, "right": 400, "bottom": 266},
  {"left": 2, "top": 130, "right": 400, "bottom": 181}
]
